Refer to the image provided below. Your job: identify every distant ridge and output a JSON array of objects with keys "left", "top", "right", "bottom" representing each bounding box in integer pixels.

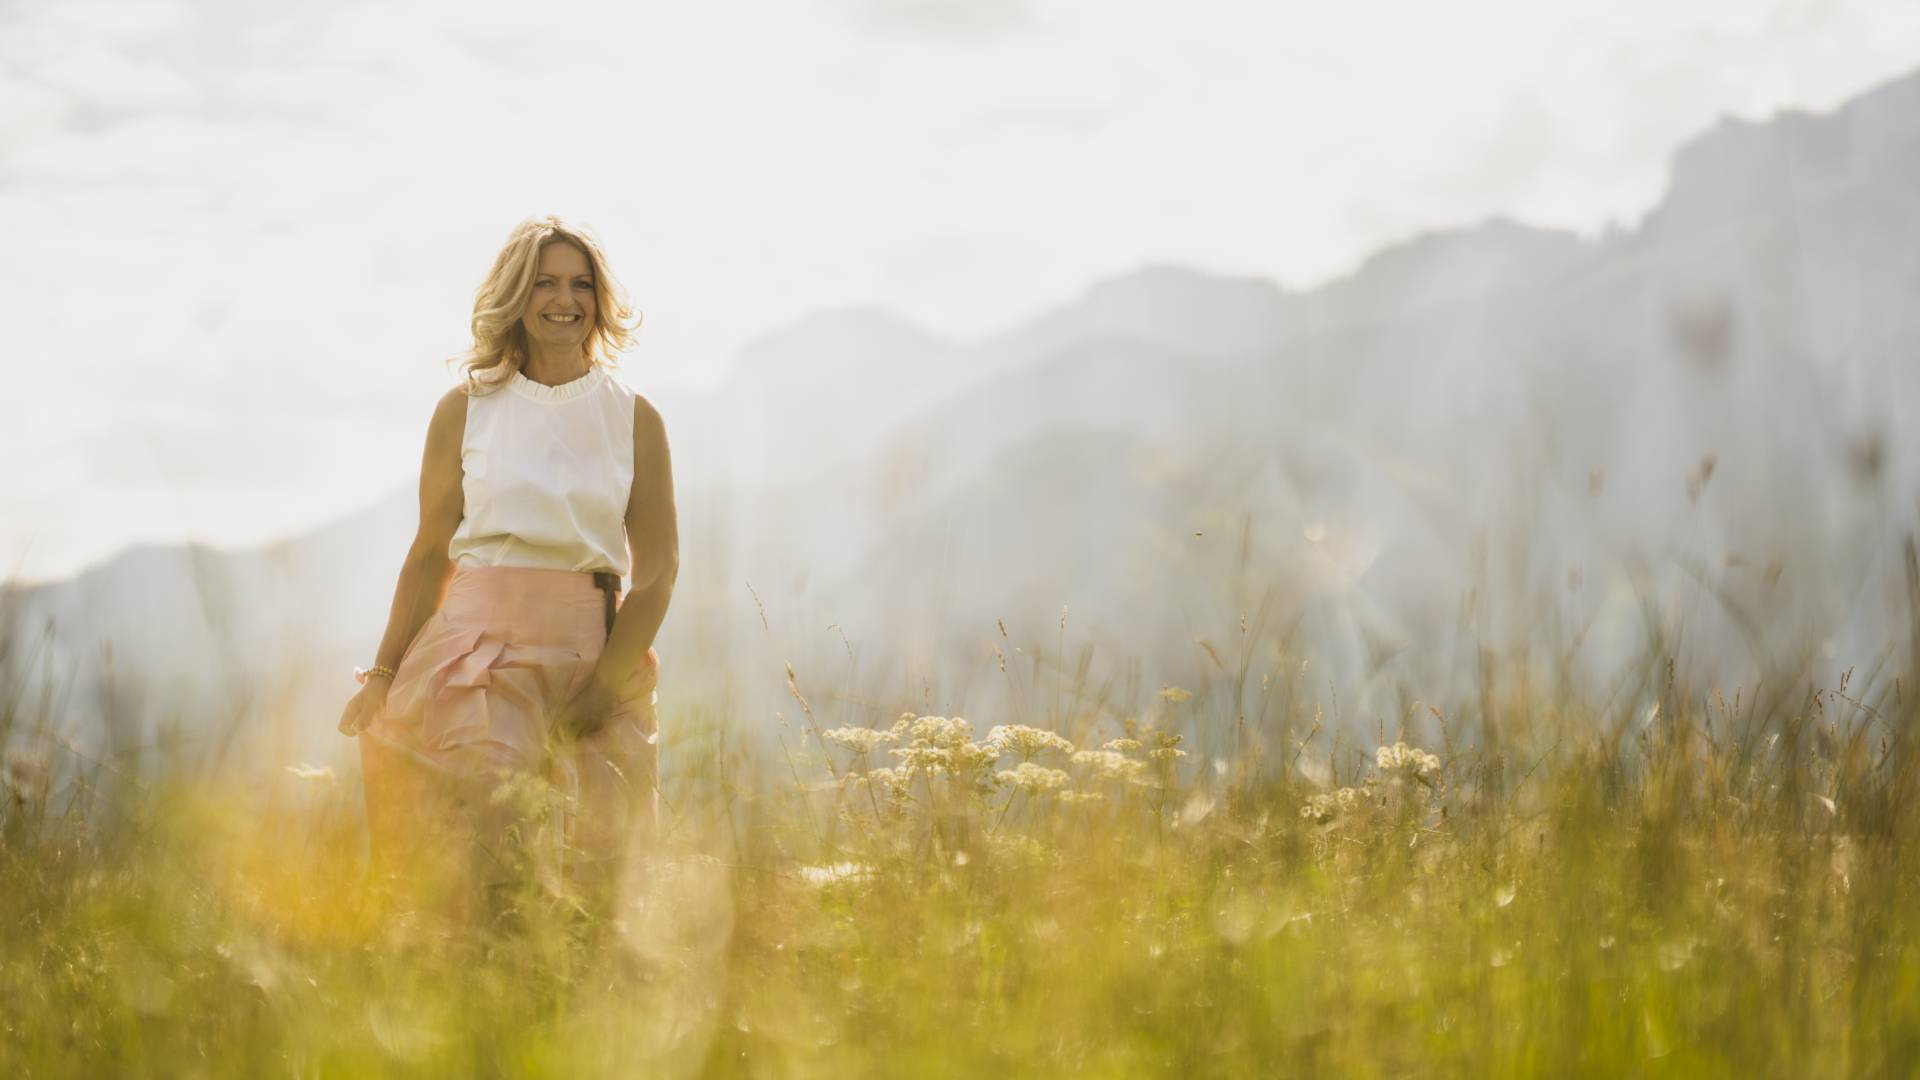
[{"left": 10, "top": 64, "right": 1919, "bottom": 766}]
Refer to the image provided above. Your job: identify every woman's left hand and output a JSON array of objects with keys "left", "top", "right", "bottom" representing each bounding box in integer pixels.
[
  {"left": 556, "top": 678, "right": 619, "bottom": 739},
  {"left": 557, "top": 649, "right": 660, "bottom": 739}
]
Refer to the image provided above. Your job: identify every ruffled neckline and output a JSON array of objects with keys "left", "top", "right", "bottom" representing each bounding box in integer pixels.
[{"left": 509, "top": 364, "right": 604, "bottom": 402}]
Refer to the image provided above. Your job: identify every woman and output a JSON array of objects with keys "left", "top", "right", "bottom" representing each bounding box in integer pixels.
[{"left": 336, "top": 216, "right": 677, "bottom": 923}]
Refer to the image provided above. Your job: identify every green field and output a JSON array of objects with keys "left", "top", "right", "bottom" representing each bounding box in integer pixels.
[{"left": 3, "top": 646, "right": 1916, "bottom": 1078}]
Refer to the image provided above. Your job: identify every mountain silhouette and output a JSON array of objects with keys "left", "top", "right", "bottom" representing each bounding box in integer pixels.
[{"left": 7, "top": 65, "right": 1917, "bottom": 770}]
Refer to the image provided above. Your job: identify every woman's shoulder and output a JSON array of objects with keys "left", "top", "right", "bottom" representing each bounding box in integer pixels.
[
  {"left": 446, "top": 369, "right": 498, "bottom": 402},
  {"left": 417, "top": 383, "right": 471, "bottom": 455},
  {"left": 600, "top": 365, "right": 639, "bottom": 403},
  {"left": 437, "top": 383, "right": 476, "bottom": 415},
  {"left": 631, "top": 390, "right": 665, "bottom": 445},
  {"left": 602, "top": 367, "right": 664, "bottom": 426}
]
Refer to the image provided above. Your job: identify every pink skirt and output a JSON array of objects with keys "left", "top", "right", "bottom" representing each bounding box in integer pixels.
[{"left": 358, "top": 564, "right": 659, "bottom": 892}]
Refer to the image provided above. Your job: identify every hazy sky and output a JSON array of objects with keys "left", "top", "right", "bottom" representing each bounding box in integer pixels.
[{"left": 2, "top": 0, "right": 1916, "bottom": 583}]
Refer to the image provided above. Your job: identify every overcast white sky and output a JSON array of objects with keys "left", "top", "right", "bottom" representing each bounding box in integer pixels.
[{"left": 2, "top": 0, "right": 1916, "bottom": 583}]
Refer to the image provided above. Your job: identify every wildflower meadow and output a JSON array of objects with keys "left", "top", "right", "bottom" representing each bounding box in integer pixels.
[{"left": 3, "top": 595, "right": 1916, "bottom": 1078}]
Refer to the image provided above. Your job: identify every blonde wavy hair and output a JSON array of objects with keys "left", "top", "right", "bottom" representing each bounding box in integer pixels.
[{"left": 454, "top": 216, "right": 642, "bottom": 393}]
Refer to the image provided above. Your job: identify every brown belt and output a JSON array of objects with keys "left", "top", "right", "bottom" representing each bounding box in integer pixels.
[{"left": 591, "top": 571, "right": 621, "bottom": 640}]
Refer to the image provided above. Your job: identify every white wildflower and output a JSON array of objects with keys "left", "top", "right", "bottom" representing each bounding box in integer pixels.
[
  {"left": 863, "top": 767, "right": 912, "bottom": 800},
  {"left": 954, "top": 742, "right": 1001, "bottom": 778},
  {"left": 907, "top": 715, "right": 975, "bottom": 750},
  {"left": 986, "top": 724, "right": 1074, "bottom": 759},
  {"left": 890, "top": 745, "right": 955, "bottom": 775},
  {"left": 1374, "top": 741, "right": 1440, "bottom": 779},
  {"left": 1148, "top": 747, "right": 1188, "bottom": 762},
  {"left": 996, "top": 762, "right": 1070, "bottom": 795},
  {"left": 284, "top": 763, "right": 336, "bottom": 782},
  {"left": 823, "top": 726, "right": 895, "bottom": 755},
  {"left": 1300, "top": 786, "right": 1361, "bottom": 823},
  {"left": 1072, "top": 750, "right": 1146, "bottom": 783},
  {"left": 1103, "top": 738, "right": 1143, "bottom": 753}
]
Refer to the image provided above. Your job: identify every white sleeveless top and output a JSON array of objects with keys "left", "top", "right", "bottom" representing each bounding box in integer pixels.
[{"left": 447, "top": 364, "right": 635, "bottom": 576}]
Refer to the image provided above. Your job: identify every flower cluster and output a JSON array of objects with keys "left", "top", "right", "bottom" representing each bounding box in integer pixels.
[
  {"left": 989, "top": 724, "right": 1075, "bottom": 760},
  {"left": 1072, "top": 749, "right": 1146, "bottom": 783},
  {"left": 843, "top": 714, "right": 1175, "bottom": 808},
  {"left": 996, "top": 762, "right": 1071, "bottom": 795},
  {"left": 823, "top": 725, "right": 896, "bottom": 756},
  {"left": 862, "top": 766, "right": 912, "bottom": 801},
  {"left": 883, "top": 716, "right": 963, "bottom": 776},
  {"left": 875, "top": 715, "right": 1002, "bottom": 793},
  {"left": 904, "top": 714, "right": 975, "bottom": 750},
  {"left": 1375, "top": 742, "right": 1441, "bottom": 779},
  {"left": 1300, "top": 786, "right": 1361, "bottom": 823},
  {"left": 890, "top": 745, "right": 959, "bottom": 775}
]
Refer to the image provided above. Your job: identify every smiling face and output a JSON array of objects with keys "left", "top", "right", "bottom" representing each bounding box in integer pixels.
[{"left": 518, "top": 241, "right": 597, "bottom": 354}]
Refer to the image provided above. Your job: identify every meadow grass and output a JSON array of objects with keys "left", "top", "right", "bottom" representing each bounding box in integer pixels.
[{"left": 2, "top": 636, "right": 1917, "bottom": 1079}]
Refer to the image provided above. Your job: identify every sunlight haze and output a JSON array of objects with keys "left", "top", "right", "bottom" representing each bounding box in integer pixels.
[{"left": 1, "top": 0, "right": 1916, "bottom": 581}]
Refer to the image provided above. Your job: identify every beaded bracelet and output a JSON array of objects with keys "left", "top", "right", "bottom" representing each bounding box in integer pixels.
[{"left": 354, "top": 665, "right": 397, "bottom": 686}]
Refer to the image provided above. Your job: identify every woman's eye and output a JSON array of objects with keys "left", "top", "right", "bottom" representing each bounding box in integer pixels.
[{"left": 574, "top": 281, "right": 594, "bottom": 289}]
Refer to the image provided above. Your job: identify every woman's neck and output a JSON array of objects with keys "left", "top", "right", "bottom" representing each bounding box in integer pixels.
[{"left": 520, "top": 342, "right": 591, "bottom": 387}]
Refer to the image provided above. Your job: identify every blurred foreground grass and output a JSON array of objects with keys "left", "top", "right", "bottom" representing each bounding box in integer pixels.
[{"left": 3, "top": 655, "right": 1918, "bottom": 1078}]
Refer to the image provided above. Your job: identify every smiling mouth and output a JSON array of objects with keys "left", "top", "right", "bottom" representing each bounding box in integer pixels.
[{"left": 541, "top": 314, "right": 581, "bottom": 324}]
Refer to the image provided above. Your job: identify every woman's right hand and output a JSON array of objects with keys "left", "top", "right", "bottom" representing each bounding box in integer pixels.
[{"left": 338, "top": 675, "right": 393, "bottom": 737}]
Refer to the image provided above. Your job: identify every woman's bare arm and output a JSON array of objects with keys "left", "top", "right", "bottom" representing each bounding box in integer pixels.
[
  {"left": 590, "top": 394, "right": 678, "bottom": 703},
  {"left": 370, "top": 386, "right": 470, "bottom": 671},
  {"left": 340, "top": 386, "right": 467, "bottom": 736}
]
